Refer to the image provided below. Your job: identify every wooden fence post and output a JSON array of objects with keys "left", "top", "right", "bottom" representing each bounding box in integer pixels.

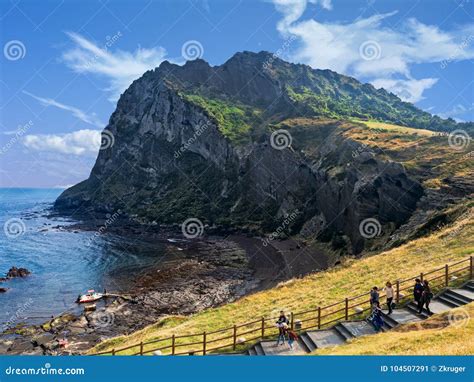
[
  {"left": 203, "top": 332, "right": 206, "bottom": 356},
  {"left": 445, "top": 264, "right": 449, "bottom": 287},
  {"left": 420, "top": 272, "right": 424, "bottom": 282},
  {"left": 470, "top": 256, "right": 473, "bottom": 280},
  {"left": 290, "top": 312, "right": 294, "bottom": 330},
  {"left": 345, "top": 298, "right": 349, "bottom": 320},
  {"left": 317, "top": 307, "right": 321, "bottom": 329},
  {"left": 139, "top": 342, "right": 143, "bottom": 356},
  {"left": 233, "top": 325, "right": 237, "bottom": 351},
  {"left": 112, "top": 349, "right": 116, "bottom": 356},
  {"left": 396, "top": 280, "right": 400, "bottom": 304},
  {"left": 172, "top": 335, "right": 175, "bottom": 355},
  {"left": 261, "top": 317, "right": 265, "bottom": 339}
]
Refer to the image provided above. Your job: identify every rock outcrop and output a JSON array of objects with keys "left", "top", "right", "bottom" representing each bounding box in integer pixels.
[{"left": 55, "top": 51, "right": 429, "bottom": 256}]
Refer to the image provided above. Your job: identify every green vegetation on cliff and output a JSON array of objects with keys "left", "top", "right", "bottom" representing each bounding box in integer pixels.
[{"left": 182, "top": 94, "right": 263, "bottom": 145}]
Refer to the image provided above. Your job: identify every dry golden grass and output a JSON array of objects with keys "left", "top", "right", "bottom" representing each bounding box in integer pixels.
[
  {"left": 362, "top": 121, "right": 437, "bottom": 136},
  {"left": 91, "top": 210, "right": 473, "bottom": 355},
  {"left": 314, "top": 303, "right": 474, "bottom": 355}
]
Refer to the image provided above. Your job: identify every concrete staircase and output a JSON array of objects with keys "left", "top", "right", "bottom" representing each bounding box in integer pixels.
[{"left": 245, "top": 280, "right": 474, "bottom": 355}]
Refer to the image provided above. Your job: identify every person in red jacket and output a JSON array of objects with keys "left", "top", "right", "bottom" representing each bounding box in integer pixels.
[{"left": 287, "top": 329, "right": 298, "bottom": 349}]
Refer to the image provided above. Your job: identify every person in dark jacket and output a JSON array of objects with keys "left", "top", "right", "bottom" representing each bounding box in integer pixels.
[
  {"left": 370, "top": 286, "right": 380, "bottom": 307},
  {"left": 371, "top": 305, "right": 384, "bottom": 332},
  {"left": 277, "top": 311, "right": 289, "bottom": 325},
  {"left": 275, "top": 311, "right": 289, "bottom": 346},
  {"left": 419, "top": 280, "right": 433, "bottom": 314},
  {"left": 413, "top": 278, "right": 424, "bottom": 306}
]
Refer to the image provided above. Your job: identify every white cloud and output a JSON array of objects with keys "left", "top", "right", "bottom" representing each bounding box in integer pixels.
[
  {"left": 23, "top": 129, "right": 101, "bottom": 156},
  {"left": 23, "top": 91, "right": 104, "bottom": 128},
  {"left": 371, "top": 77, "right": 438, "bottom": 103},
  {"left": 62, "top": 32, "right": 168, "bottom": 101},
  {"left": 272, "top": 1, "right": 474, "bottom": 103},
  {"left": 272, "top": 0, "right": 332, "bottom": 35},
  {"left": 438, "top": 103, "right": 474, "bottom": 122}
]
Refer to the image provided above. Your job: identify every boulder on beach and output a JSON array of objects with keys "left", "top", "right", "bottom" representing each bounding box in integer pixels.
[{"left": 6, "top": 267, "right": 31, "bottom": 278}]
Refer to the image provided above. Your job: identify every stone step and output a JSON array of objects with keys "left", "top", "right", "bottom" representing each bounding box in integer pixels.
[
  {"left": 452, "top": 288, "right": 474, "bottom": 301},
  {"left": 381, "top": 312, "right": 399, "bottom": 328},
  {"left": 443, "top": 290, "right": 471, "bottom": 305},
  {"left": 389, "top": 306, "right": 424, "bottom": 323},
  {"left": 437, "top": 295, "right": 462, "bottom": 308},
  {"left": 406, "top": 302, "right": 430, "bottom": 318},
  {"left": 334, "top": 323, "right": 354, "bottom": 341},
  {"left": 254, "top": 343, "right": 265, "bottom": 355},
  {"left": 298, "top": 332, "right": 316, "bottom": 353},
  {"left": 464, "top": 282, "right": 474, "bottom": 292},
  {"left": 259, "top": 340, "right": 307, "bottom": 355},
  {"left": 247, "top": 347, "right": 257, "bottom": 356},
  {"left": 340, "top": 321, "right": 377, "bottom": 337},
  {"left": 306, "top": 329, "right": 346, "bottom": 349}
]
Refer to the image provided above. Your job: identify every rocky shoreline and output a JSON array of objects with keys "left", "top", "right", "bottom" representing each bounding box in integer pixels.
[{"left": 0, "top": 220, "right": 329, "bottom": 355}]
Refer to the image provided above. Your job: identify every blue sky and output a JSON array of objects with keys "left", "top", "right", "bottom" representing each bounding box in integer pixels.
[{"left": 1, "top": 0, "right": 473, "bottom": 187}]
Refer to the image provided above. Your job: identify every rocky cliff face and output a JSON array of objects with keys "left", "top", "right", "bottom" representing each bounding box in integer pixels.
[{"left": 56, "top": 51, "right": 429, "bottom": 256}]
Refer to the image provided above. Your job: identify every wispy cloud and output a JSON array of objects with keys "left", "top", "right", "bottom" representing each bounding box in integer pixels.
[
  {"left": 272, "top": 1, "right": 474, "bottom": 103},
  {"left": 23, "top": 91, "right": 104, "bottom": 128},
  {"left": 23, "top": 129, "right": 101, "bottom": 156},
  {"left": 62, "top": 32, "right": 168, "bottom": 101}
]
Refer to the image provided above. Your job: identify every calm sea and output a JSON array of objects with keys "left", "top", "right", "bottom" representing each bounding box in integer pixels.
[{"left": 0, "top": 188, "right": 169, "bottom": 329}]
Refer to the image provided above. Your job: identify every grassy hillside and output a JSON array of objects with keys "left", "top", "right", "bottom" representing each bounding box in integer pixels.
[
  {"left": 314, "top": 303, "right": 474, "bottom": 355},
  {"left": 91, "top": 207, "right": 473, "bottom": 355},
  {"left": 343, "top": 120, "right": 473, "bottom": 190}
]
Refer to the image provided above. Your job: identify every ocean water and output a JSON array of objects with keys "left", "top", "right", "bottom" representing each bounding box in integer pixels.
[{"left": 0, "top": 188, "right": 170, "bottom": 329}]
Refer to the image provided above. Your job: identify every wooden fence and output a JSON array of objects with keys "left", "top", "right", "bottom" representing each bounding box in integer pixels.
[{"left": 95, "top": 255, "right": 473, "bottom": 356}]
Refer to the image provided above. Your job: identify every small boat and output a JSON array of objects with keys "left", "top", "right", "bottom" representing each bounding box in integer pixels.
[{"left": 76, "top": 290, "right": 103, "bottom": 303}]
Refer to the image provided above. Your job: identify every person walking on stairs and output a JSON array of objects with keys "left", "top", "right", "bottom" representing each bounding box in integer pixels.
[
  {"left": 370, "top": 286, "right": 380, "bottom": 307},
  {"left": 384, "top": 281, "right": 394, "bottom": 314},
  {"left": 275, "top": 312, "right": 289, "bottom": 346},
  {"left": 419, "top": 280, "right": 433, "bottom": 315},
  {"left": 288, "top": 329, "right": 298, "bottom": 350},
  {"left": 414, "top": 278, "right": 424, "bottom": 307},
  {"left": 276, "top": 322, "right": 288, "bottom": 346},
  {"left": 277, "top": 311, "right": 289, "bottom": 325},
  {"left": 370, "top": 304, "right": 384, "bottom": 332}
]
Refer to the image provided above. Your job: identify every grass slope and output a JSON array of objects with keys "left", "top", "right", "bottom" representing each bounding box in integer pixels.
[
  {"left": 314, "top": 303, "right": 474, "bottom": 355},
  {"left": 92, "top": 209, "right": 473, "bottom": 354}
]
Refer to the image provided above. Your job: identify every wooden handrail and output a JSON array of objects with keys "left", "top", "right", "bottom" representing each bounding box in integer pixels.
[{"left": 96, "top": 256, "right": 472, "bottom": 356}]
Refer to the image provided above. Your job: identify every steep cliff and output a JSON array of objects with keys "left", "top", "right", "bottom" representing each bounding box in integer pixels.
[{"left": 57, "top": 51, "right": 473, "bottom": 256}]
